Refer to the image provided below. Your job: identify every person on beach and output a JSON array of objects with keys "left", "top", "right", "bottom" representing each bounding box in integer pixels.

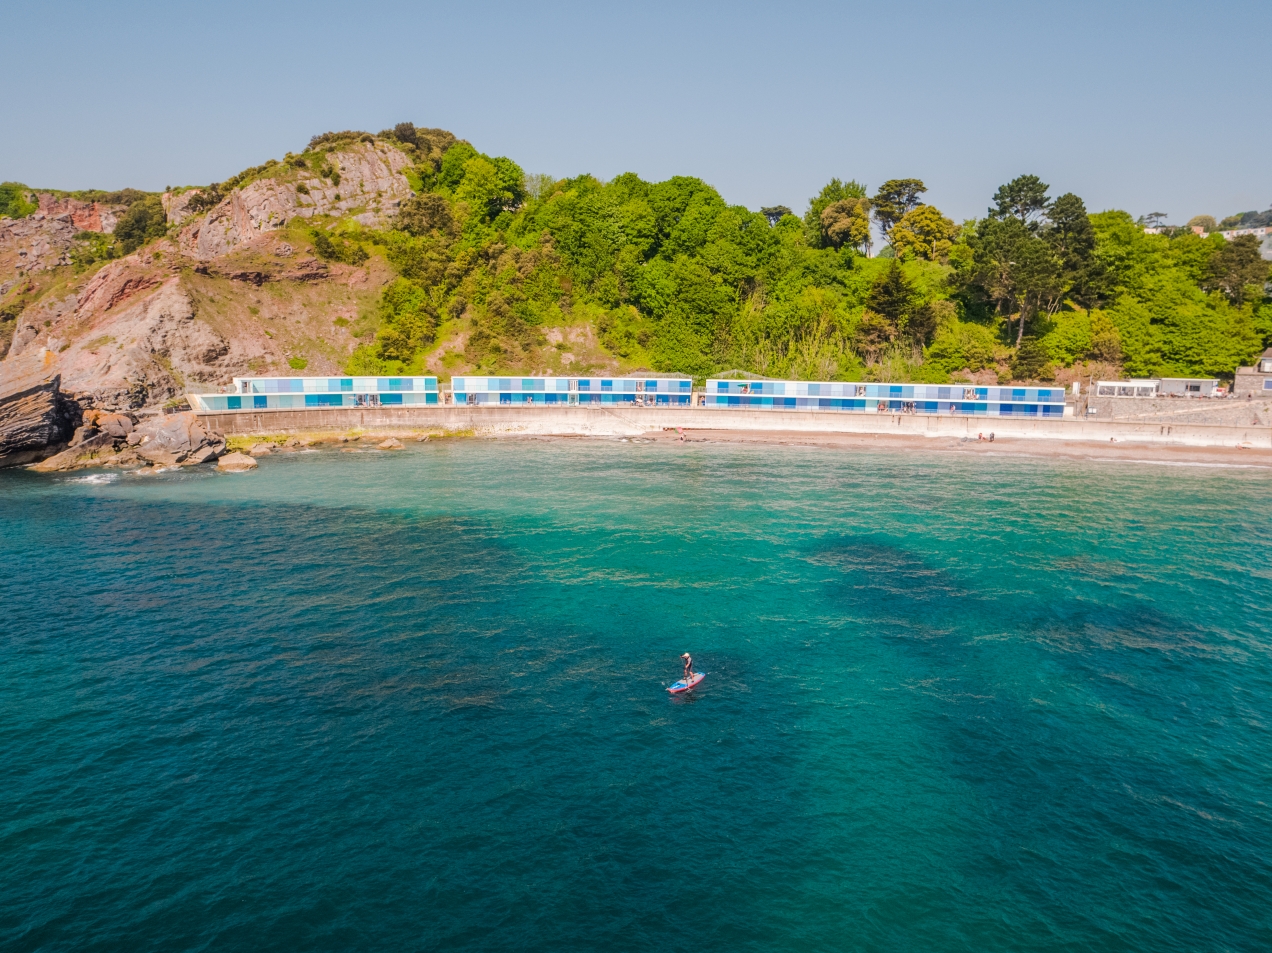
[{"left": 681, "top": 652, "right": 693, "bottom": 680}]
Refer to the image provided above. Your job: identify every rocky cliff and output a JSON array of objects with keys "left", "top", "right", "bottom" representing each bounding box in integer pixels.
[
  {"left": 175, "top": 141, "right": 413, "bottom": 259},
  {"left": 0, "top": 374, "right": 79, "bottom": 466},
  {"left": 0, "top": 138, "right": 410, "bottom": 425}
]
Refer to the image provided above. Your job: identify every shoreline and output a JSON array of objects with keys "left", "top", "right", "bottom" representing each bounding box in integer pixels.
[
  {"left": 194, "top": 404, "right": 1272, "bottom": 451},
  {"left": 637, "top": 428, "right": 1272, "bottom": 467},
  {"left": 215, "top": 426, "right": 1272, "bottom": 469},
  {"left": 17, "top": 413, "right": 1272, "bottom": 473}
]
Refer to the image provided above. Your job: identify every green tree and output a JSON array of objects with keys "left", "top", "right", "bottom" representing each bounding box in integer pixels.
[
  {"left": 456, "top": 155, "right": 526, "bottom": 222},
  {"left": 966, "top": 215, "right": 1064, "bottom": 344},
  {"left": 373, "top": 278, "right": 439, "bottom": 364},
  {"left": 392, "top": 122, "right": 418, "bottom": 146},
  {"left": 1206, "top": 234, "right": 1269, "bottom": 305},
  {"left": 857, "top": 261, "right": 936, "bottom": 349},
  {"left": 436, "top": 142, "right": 479, "bottom": 191},
  {"left": 804, "top": 179, "right": 866, "bottom": 247},
  {"left": 761, "top": 206, "right": 792, "bottom": 226},
  {"left": 992, "top": 174, "right": 1050, "bottom": 229},
  {"left": 1187, "top": 214, "right": 1217, "bottom": 233},
  {"left": 819, "top": 197, "right": 871, "bottom": 252},
  {"left": 524, "top": 173, "right": 556, "bottom": 200},
  {"left": 890, "top": 204, "right": 958, "bottom": 261},
  {"left": 925, "top": 320, "right": 999, "bottom": 373},
  {"left": 1045, "top": 192, "right": 1102, "bottom": 306},
  {"left": 872, "top": 179, "right": 927, "bottom": 242},
  {"left": 1010, "top": 337, "right": 1053, "bottom": 380},
  {"left": 1088, "top": 309, "right": 1123, "bottom": 362}
]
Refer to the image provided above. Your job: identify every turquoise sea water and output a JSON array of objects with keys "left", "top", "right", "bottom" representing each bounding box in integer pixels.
[{"left": 2, "top": 440, "right": 1270, "bottom": 952}]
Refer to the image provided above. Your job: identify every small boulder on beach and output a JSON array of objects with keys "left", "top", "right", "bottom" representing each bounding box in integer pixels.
[
  {"left": 378, "top": 438, "right": 404, "bottom": 450},
  {"left": 216, "top": 452, "right": 258, "bottom": 472}
]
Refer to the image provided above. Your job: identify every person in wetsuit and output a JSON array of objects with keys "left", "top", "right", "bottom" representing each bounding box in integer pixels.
[{"left": 681, "top": 652, "right": 693, "bottom": 681}]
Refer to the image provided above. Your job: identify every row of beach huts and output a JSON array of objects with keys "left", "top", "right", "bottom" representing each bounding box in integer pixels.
[
  {"left": 189, "top": 375, "right": 1072, "bottom": 418},
  {"left": 189, "top": 364, "right": 1268, "bottom": 419}
]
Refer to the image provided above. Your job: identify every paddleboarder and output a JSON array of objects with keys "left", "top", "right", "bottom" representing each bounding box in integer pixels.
[{"left": 668, "top": 653, "right": 705, "bottom": 693}]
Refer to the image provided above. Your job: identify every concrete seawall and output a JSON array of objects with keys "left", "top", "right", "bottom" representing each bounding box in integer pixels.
[
  {"left": 194, "top": 405, "right": 1272, "bottom": 448},
  {"left": 1086, "top": 395, "right": 1272, "bottom": 427}
]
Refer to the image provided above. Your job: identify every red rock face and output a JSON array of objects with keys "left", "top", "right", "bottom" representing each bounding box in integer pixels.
[{"left": 36, "top": 195, "right": 120, "bottom": 234}]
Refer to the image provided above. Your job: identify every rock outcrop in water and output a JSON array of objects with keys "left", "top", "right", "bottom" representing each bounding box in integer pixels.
[
  {"left": 129, "top": 411, "right": 226, "bottom": 467},
  {"left": 8, "top": 392, "right": 226, "bottom": 471},
  {"left": 216, "top": 451, "right": 258, "bottom": 471}
]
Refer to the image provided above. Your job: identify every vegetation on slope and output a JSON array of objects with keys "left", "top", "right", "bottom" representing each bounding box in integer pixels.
[
  {"left": 4, "top": 120, "right": 1270, "bottom": 386},
  {"left": 337, "top": 129, "right": 1271, "bottom": 383}
]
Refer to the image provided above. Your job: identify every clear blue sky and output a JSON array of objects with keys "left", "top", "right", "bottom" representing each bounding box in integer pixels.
[{"left": 4, "top": 0, "right": 1268, "bottom": 224}]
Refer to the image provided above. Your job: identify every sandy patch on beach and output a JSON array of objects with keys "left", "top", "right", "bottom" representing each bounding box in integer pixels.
[{"left": 640, "top": 428, "right": 1272, "bottom": 468}]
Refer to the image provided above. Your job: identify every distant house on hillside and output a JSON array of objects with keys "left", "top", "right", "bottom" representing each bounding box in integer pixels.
[
  {"left": 1157, "top": 223, "right": 1272, "bottom": 260},
  {"left": 1234, "top": 349, "right": 1272, "bottom": 397},
  {"left": 1218, "top": 225, "right": 1270, "bottom": 241}
]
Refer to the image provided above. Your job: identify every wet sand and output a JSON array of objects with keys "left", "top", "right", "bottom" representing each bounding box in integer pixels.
[{"left": 640, "top": 428, "right": 1272, "bottom": 468}]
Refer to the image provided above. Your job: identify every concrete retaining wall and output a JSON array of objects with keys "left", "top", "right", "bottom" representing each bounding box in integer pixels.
[
  {"left": 1084, "top": 395, "right": 1272, "bottom": 427},
  {"left": 195, "top": 405, "right": 1272, "bottom": 448}
]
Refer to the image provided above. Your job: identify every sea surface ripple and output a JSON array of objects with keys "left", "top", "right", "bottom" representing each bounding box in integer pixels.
[{"left": 2, "top": 441, "right": 1270, "bottom": 952}]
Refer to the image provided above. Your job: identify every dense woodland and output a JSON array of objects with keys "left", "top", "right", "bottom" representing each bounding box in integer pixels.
[
  {"left": 342, "top": 124, "right": 1271, "bottom": 383},
  {"left": 7, "top": 123, "right": 1271, "bottom": 384}
]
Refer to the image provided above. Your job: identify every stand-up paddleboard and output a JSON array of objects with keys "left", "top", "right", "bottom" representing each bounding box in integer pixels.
[{"left": 668, "top": 672, "right": 705, "bottom": 694}]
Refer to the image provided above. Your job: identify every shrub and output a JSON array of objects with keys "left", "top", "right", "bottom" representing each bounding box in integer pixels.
[
  {"left": 307, "top": 130, "right": 373, "bottom": 151},
  {"left": 113, "top": 196, "right": 168, "bottom": 254},
  {"left": 288, "top": 356, "right": 308, "bottom": 370},
  {"left": 372, "top": 277, "right": 439, "bottom": 364},
  {"left": 390, "top": 122, "right": 418, "bottom": 147},
  {"left": 186, "top": 188, "right": 223, "bottom": 213},
  {"left": 924, "top": 320, "right": 999, "bottom": 373},
  {"left": 310, "top": 229, "right": 368, "bottom": 266},
  {"left": 396, "top": 193, "right": 454, "bottom": 236},
  {"left": 0, "top": 183, "right": 38, "bottom": 219},
  {"left": 1089, "top": 310, "right": 1123, "bottom": 363},
  {"left": 344, "top": 344, "right": 389, "bottom": 374},
  {"left": 72, "top": 187, "right": 148, "bottom": 207},
  {"left": 70, "top": 231, "right": 116, "bottom": 269}
]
